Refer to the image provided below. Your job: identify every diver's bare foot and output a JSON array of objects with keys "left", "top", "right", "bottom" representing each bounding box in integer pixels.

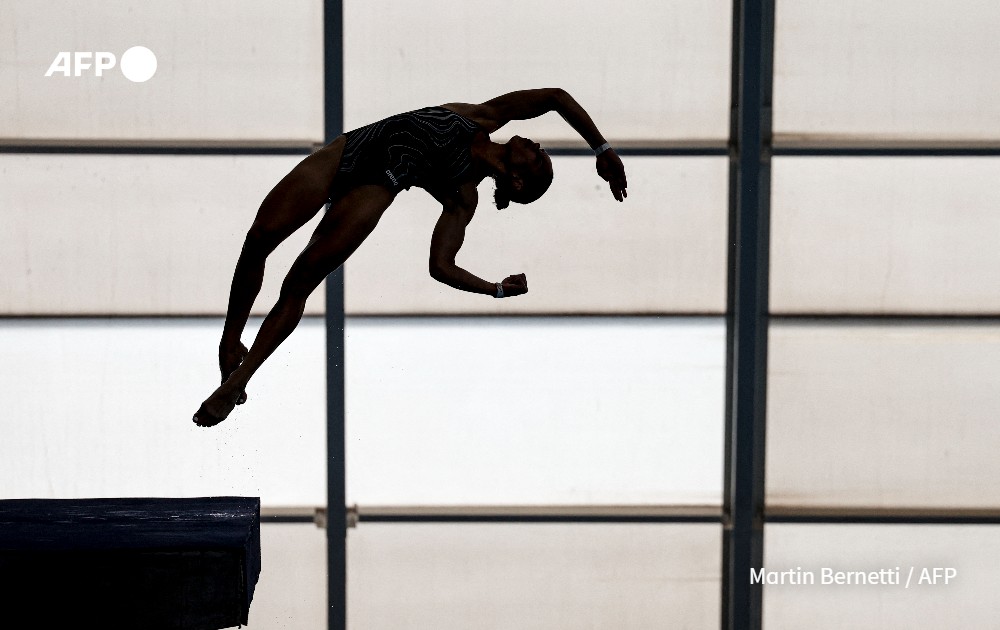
[
  {"left": 193, "top": 384, "right": 243, "bottom": 428},
  {"left": 219, "top": 341, "right": 249, "bottom": 405}
]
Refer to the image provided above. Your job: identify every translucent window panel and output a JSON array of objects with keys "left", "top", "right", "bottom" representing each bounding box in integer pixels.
[
  {"left": 348, "top": 523, "right": 720, "bottom": 630},
  {"left": 774, "top": 1, "right": 1000, "bottom": 142},
  {"left": 343, "top": 0, "right": 732, "bottom": 143},
  {"left": 771, "top": 158, "right": 1000, "bottom": 314},
  {"left": 346, "top": 157, "right": 728, "bottom": 314},
  {"left": 767, "top": 322, "right": 1000, "bottom": 509},
  {"left": 0, "top": 318, "right": 325, "bottom": 506},
  {"left": 250, "top": 524, "right": 326, "bottom": 629},
  {"left": 0, "top": 154, "right": 324, "bottom": 315},
  {"left": 0, "top": 0, "right": 322, "bottom": 143},
  {"left": 346, "top": 317, "right": 724, "bottom": 506},
  {"left": 764, "top": 524, "right": 1000, "bottom": 629}
]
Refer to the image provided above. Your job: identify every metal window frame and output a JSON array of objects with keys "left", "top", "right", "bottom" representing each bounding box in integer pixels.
[
  {"left": 722, "top": 1, "right": 774, "bottom": 628},
  {"left": 321, "top": 1, "right": 998, "bottom": 628},
  {"left": 323, "top": 3, "right": 347, "bottom": 630},
  {"left": 3, "top": 0, "right": 995, "bottom": 628}
]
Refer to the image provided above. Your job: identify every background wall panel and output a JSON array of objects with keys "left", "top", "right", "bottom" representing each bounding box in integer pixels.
[
  {"left": 764, "top": 525, "right": 1000, "bottom": 629},
  {"left": 767, "top": 322, "right": 1000, "bottom": 509},
  {"left": 770, "top": 158, "right": 1000, "bottom": 314},
  {"left": 251, "top": 524, "right": 327, "bottom": 629},
  {"left": 344, "top": 0, "right": 732, "bottom": 144},
  {"left": 0, "top": 318, "right": 326, "bottom": 506},
  {"left": 345, "top": 157, "right": 729, "bottom": 314},
  {"left": 349, "top": 523, "right": 720, "bottom": 630},
  {"left": 0, "top": 154, "right": 325, "bottom": 315},
  {"left": 0, "top": 0, "right": 323, "bottom": 143},
  {"left": 346, "top": 317, "right": 725, "bottom": 506},
  {"left": 774, "top": 0, "right": 1000, "bottom": 143}
]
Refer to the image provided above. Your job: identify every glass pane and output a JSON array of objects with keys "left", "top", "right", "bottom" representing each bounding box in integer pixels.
[
  {"left": 346, "top": 317, "right": 724, "bottom": 506},
  {"left": 349, "top": 523, "right": 720, "bottom": 630},
  {"left": 251, "top": 523, "right": 326, "bottom": 629},
  {"left": 1, "top": 0, "right": 323, "bottom": 143},
  {"left": 0, "top": 154, "right": 324, "bottom": 315},
  {"left": 346, "top": 157, "right": 729, "bottom": 314},
  {"left": 767, "top": 322, "right": 1000, "bottom": 509},
  {"left": 774, "top": 1, "right": 1000, "bottom": 142},
  {"left": 344, "top": 0, "right": 732, "bottom": 143},
  {"left": 0, "top": 318, "right": 326, "bottom": 506},
  {"left": 765, "top": 524, "right": 1000, "bottom": 629},
  {"left": 771, "top": 158, "right": 1000, "bottom": 314}
]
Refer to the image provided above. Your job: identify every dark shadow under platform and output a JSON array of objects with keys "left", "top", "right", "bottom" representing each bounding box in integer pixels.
[{"left": 0, "top": 497, "right": 261, "bottom": 629}]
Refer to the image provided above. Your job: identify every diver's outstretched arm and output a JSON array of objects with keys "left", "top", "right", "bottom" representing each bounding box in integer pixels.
[{"left": 453, "top": 88, "right": 628, "bottom": 201}]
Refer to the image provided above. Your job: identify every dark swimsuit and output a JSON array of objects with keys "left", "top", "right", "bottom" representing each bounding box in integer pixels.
[{"left": 328, "top": 106, "right": 482, "bottom": 200}]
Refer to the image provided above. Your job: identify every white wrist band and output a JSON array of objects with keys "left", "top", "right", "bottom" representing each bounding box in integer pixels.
[
  {"left": 594, "top": 142, "right": 612, "bottom": 156},
  {"left": 494, "top": 282, "right": 504, "bottom": 298}
]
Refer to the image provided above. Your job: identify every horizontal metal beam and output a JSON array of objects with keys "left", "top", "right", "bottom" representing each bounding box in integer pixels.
[
  {"left": 0, "top": 314, "right": 329, "bottom": 321},
  {"left": 767, "top": 506, "right": 1000, "bottom": 525},
  {"left": 7, "top": 137, "right": 1000, "bottom": 157},
  {"left": 773, "top": 140, "right": 1000, "bottom": 157},
  {"left": 0, "top": 141, "right": 315, "bottom": 155},
  {"left": 6, "top": 313, "right": 1000, "bottom": 323},
  {"left": 350, "top": 504, "right": 722, "bottom": 525},
  {"left": 0, "top": 139, "right": 729, "bottom": 156},
  {"left": 771, "top": 314, "right": 1000, "bottom": 324},
  {"left": 260, "top": 506, "right": 323, "bottom": 525},
  {"left": 2, "top": 314, "right": 725, "bottom": 324},
  {"left": 259, "top": 504, "right": 1000, "bottom": 526},
  {"left": 260, "top": 514, "right": 318, "bottom": 524},
  {"left": 545, "top": 145, "right": 727, "bottom": 157},
  {"left": 10, "top": 142, "right": 1000, "bottom": 158},
  {"left": 341, "top": 312, "right": 726, "bottom": 320},
  {"left": 13, "top": 312, "right": 1000, "bottom": 326}
]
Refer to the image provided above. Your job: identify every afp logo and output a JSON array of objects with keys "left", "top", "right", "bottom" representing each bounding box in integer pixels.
[{"left": 45, "top": 46, "right": 157, "bottom": 83}]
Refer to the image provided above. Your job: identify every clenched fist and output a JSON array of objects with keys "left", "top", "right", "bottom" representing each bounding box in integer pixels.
[{"left": 499, "top": 273, "right": 528, "bottom": 297}]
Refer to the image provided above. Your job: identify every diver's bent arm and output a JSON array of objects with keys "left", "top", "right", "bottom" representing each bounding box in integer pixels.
[{"left": 428, "top": 204, "right": 495, "bottom": 295}]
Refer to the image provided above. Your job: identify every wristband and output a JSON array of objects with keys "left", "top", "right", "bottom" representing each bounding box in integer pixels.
[
  {"left": 594, "top": 142, "right": 612, "bottom": 156},
  {"left": 494, "top": 282, "right": 504, "bottom": 298}
]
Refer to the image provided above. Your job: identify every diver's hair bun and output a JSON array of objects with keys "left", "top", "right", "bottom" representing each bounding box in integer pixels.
[{"left": 492, "top": 175, "right": 511, "bottom": 210}]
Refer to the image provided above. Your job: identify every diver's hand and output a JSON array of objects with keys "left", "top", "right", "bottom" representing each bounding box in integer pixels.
[
  {"left": 498, "top": 274, "right": 528, "bottom": 297},
  {"left": 597, "top": 149, "right": 628, "bottom": 202}
]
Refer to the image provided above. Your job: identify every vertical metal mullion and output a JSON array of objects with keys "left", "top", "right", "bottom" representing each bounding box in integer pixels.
[
  {"left": 721, "top": 0, "right": 743, "bottom": 624},
  {"left": 323, "top": 1, "right": 346, "bottom": 629},
  {"left": 723, "top": 0, "right": 774, "bottom": 629}
]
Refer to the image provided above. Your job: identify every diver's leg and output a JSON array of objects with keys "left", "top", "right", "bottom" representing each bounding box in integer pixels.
[
  {"left": 195, "top": 184, "right": 395, "bottom": 427},
  {"left": 219, "top": 138, "right": 345, "bottom": 394}
]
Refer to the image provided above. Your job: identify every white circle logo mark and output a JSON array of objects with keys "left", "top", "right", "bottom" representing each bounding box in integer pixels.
[{"left": 119, "top": 46, "right": 157, "bottom": 82}]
